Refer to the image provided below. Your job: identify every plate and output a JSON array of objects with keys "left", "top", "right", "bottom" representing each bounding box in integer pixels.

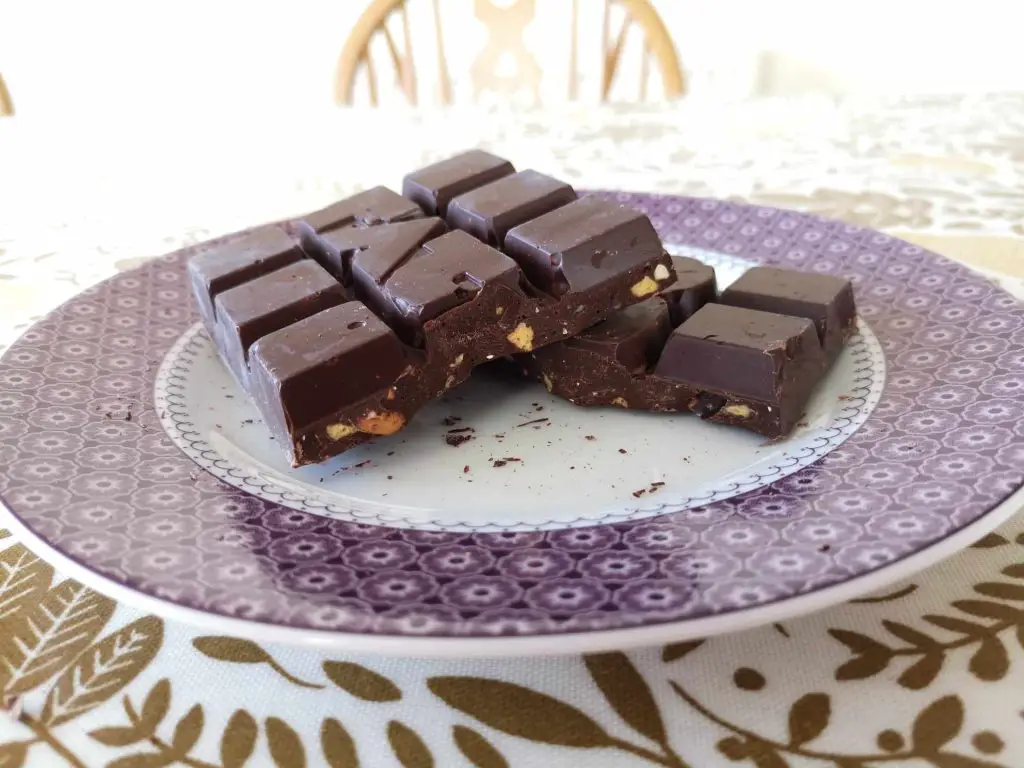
[{"left": 1, "top": 193, "right": 1022, "bottom": 657}]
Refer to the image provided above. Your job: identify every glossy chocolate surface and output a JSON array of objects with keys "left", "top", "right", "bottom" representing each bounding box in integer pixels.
[
  {"left": 503, "top": 196, "right": 666, "bottom": 297},
  {"left": 661, "top": 255, "right": 718, "bottom": 326},
  {"left": 213, "top": 260, "right": 347, "bottom": 387},
  {"left": 719, "top": 266, "right": 855, "bottom": 361},
  {"left": 446, "top": 170, "right": 578, "bottom": 247},
  {"left": 300, "top": 186, "right": 424, "bottom": 234},
  {"left": 188, "top": 225, "right": 303, "bottom": 332},
  {"left": 403, "top": 149, "right": 515, "bottom": 216}
]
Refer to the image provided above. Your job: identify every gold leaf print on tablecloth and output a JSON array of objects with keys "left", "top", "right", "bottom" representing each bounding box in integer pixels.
[
  {"left": 584, "top": 652, "right": 668, "bottom": 745},
  {"left": 850, "top": 585, "right": 919, "bottom": 605},
  {"left": 221, "top": 710, "right": 258, "bottom": 768},
  {"left": 266, "top": 716, "right": 306, "bottom": 768},
  {"left": 829, "top": 558, "right": 1024, "bottom": 687},
  {"left": 0, "top": 742, "right": 29, "bottom": 768},
  {"left": 322, "top": 660, "right": 402, "bottom": 702},
  {"left": 191, "top": 637, "right": 324, "bottom": 690},
  {"left": 387, "top": 721, "right": 433, "bottom": 768},
  {"left": 40, "top": 615, "right": 163, "bottom": 727},
  {"left": 0, "top": 543, "right": 54, "bottom": 623},
  {"left": 452, "top": 725, "right": 508, "bottom": 768},
  {"left": 787, "top": 693, "right": 830, "bottom": 748},
  {"left": 321, "top": 718, "right": 359, "bottom": 768},
  {"left": 661, "top": 640, "right": 704, "bottom": 662},
  {"left": 0, "top": 579, "right": 116, "bottom": 698}
]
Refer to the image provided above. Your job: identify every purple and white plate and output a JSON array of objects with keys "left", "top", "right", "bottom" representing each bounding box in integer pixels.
[{"left": 1, "top": 193, "right": 1022, "bottom": 657}]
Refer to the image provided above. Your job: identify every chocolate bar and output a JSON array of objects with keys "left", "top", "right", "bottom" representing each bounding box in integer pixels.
[
  {"left": 190, "top": 152, "right": 676, "bottom": 465},
  {"left": 512, "top": 261, "right": 855, "bottom": 438}
]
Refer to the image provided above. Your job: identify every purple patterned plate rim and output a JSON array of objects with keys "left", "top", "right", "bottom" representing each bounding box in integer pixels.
[{"left": 0, "top": 192, "right": 1022, "bottom": 656}]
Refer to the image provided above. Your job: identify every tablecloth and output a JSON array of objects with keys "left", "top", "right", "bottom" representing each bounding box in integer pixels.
[{"left": 1, "top": 93, "right": 1024, "bottom": 767}]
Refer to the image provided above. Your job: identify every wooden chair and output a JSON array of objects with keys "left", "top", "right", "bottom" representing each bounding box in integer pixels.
[
  {"left": 334, "top": 0, "right": 685, "bottom": 106},
  {"left": 0, "top": 74, "right": 13, "bottom": 116}
]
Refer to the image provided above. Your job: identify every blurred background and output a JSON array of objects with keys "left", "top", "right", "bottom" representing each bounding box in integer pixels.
[{"left": 1, "top": 0, "right": 1022, "bottom": 116}]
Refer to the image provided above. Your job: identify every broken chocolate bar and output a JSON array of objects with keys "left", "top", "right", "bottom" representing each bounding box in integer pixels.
[
  {"left": 512, "top": 261, "right": 854, "bottom": 438},
  {"left": 190, "top": 153, "right": 676, "bottom": 465}
]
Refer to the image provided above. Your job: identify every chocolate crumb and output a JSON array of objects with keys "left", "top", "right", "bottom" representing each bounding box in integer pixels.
[
  {"left": 354, "top": 460, "right": 372, "bottom": 469},
  {"left": 516, "top": 417, "right": 549, "bottom": 428},
  {"left": 387, "top": 451, "right": 395, "bottom": 456},
  {"left": 650, "top": 481, "right": 665, "bottom": 488},
  {"left": 618, "top": 448, "right": 627, "bottom": 454},
  {"left": 442, "top": 416, "right": 462, "bottom": 426},
  {"left": 503, "top": 457, "right": 522, "bottom": 462},
  {"left": 447, "top": 427, "right": 474, "bottom": 434},
  {"left": 494, "top": 433, "right": 505, "bottom": 439},
  {"left": 819, "top": 544, "right": 831, "bottom": 552},
  {"left": 837, "top": 395, "right": 851, "bottom": 401},
  {"left": 387, "top": 475, "right": 393, "bottom": 480},
  {"left": 492, "top": 459, "right": 508, "bottom": 468},
  {"left": 463, "top": 465, "right": 470, "bottom": 473},
  {"left": 584, "top": 435, "right": 596, "bottom": 441},
  {"left": 632, "top": 489, "right": 647, "bottom": 498},
  {"left": 535, "top": 405, "right": 544, "bottom": 411},
  {"left": 445, "top": 433, "right": 474, "bottom": 447},
  {"left": 242, "top": 419, "right": 254, "bottom": 425}
]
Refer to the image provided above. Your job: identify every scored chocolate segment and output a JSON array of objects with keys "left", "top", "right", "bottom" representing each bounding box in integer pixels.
[
  {"left": 654, "top": 303, "right": 826, "bottom": 435},
  {"left": 446, "top": 170, "right": 578, "bottom": 248},
  {"left": 718, "top": 266, "right": 855, "bottom": 362},
  {"left": 383, "top": 230, "right": 522, "bottom": 345},
  {"left": 187, "top": 226, "right": 304, "bottom": 335},
  {"left": 300, "top": 186, "right": 424, "bottom": 235},
  {"left": 504, "top": 196, "right": 669, "bottom": 298},
  {"left": 661, "top": 255, "right": 718, "bottom": 327},
  {"left": 403, "top": 150, "right": 516, "bottom": 216},
  {"left": 567, "top": 300, "right": 672, "bottom": 373},
  {"left": 248, "top": 302, "right": 410, "bottom": 465},
  {"left": 310, "top": 217, "right": 447, "bottom": 287},
  {"left": 213, "top": 261, "right": 347, "bottom": 388}
]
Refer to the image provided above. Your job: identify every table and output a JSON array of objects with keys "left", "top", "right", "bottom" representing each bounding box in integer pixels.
[{"left": 1, "top": 93, "right": 1023, "bottom": 768}]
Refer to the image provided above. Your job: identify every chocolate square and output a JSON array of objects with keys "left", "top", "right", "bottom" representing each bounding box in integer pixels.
[
  {"left": 446, "top": 169, "right": 577, "bottom": 247},
  {"left": 719, "top": 266, "right": 855, "bottom": 361},
  {"left": 248, "top": 302, "right": 410, "bottom": 460},
  {"left": 659, "top": 255, "right": 718, "bottom": 327},
  {"left": 403, "top": 150, "right": 515, "bottom": 216},
  {"left": 567, "top": 300, "right": 672, "bottom": 373},
  {"left": 503, "top": 196, "right": 667, "bottom": 297},
  {"left": 300, "top": 186, "right": 424, "bottom": 234},
  {"left": 383, "top": 229, "right": 521, "bottom": 344},
  {"left": 187, "top": 226, "right": 303, "bottom": 334},
  {"left": 213, "top": 260, "right": 347, "bottom": 388}
]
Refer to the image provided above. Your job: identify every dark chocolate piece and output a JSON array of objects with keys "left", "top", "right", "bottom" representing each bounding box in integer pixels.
[
  {"left": 503, "top": 196, "right": 669, "bottom": 297},
  {"left": 213, "top": 260, "right": 347, "bottom": 388},
  {"left": 510, "top": 263, "right": 851, "bottom": 438},
  {"left": 718, "top": 266, "right": 855, "bottom": 362},
  {"left": 403, "top": 150, "right": 516, "bottom": 216},
  {"left": 382, "top": 230, "right": 522, "bottom": 345},
  {"left": 567, "top": 300, "right": 672, "bottom": 373},
  {"left": 446, "top": 170, "right": 577, "bottom": 247},
  {"left": 660, "top": 255, "right": 718, "bottom": 327},
  {"left": 310, "top": 217, "right": 447, "bottom": 288},
  {"left": 300, "top": 186, "right": 424, "bottom": 234},
  {"left": 188, "top": 226, "right": 303, "bottom": 335},
  {"left": 249, "top": 302, "right": 411, "bottom": 465}
]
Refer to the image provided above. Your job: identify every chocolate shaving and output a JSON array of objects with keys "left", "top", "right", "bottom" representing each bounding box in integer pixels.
[
  {"left": 445, "top": 433, "right": 474, "bottom": 447},
  {"left": 516, "top": 417, "right": 550, "bottom": 428}
]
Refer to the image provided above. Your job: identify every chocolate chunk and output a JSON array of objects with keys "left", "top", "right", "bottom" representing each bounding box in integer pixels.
[
  {"left": 382, "top": 230, "right": 521, "bottom": 344},
  {"left": 660, "top": 255, "right": 718, "bottom": 326},
  {"left": 504, "top": 196, "right": 670, "bottom": 297},
  {"left": 719, "top": 266, "right": 856, "bottom": 361},
  {"left": 300, "top": 186, "right": 424, "bottom": 234},
  {"left": 654, "top": 303, "right": 825, "bottom": 434},
  {"left": 248, "top": 302, "right": 410, "bottom": 465},
  {"left": 567, "top": 300, "right": 672, "bottom": 373},
  {"left": 403, "top": 150, "right": 515, "bottom": 216},
  {"left": 309, "top": 217, "right": 447, "bottom": 287},
  {"left": 188, "top": 226, "right": 303, "bottom": 334},
  {"left": 213, "top": 260, "right": 347, "bottom": 387},
  {"left": 446, "top": 170, "right": 577, "bottom": 247}
]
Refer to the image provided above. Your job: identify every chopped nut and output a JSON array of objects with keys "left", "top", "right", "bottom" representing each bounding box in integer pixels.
[
  {"left": 507, "top": 323, "right": 534, "bottom": 351},
  {"left": 451, "top": 354, "right": 465, "bottom": 367},
  {"left": 723, "top": 404, "right": 754, "bottom": 419},
  {"left": 542, "top": 373, "right": 554, "bottom": 392},
  {"left": 357, "top": 410, "right": 406, "bottom": 435},
  {"left": 385, "top": 387, "right": 397, "bottom": 401},
  {"left": 326, "top": 422, "right": 356, "bottom": 440},
  {"left": 653, "top": 263, "right": 671, "bottom": 281},
  {"left": 611, "top": 396, "right": 629, "bottom": 408},
  {"left": 445, "top": 374, "right": 456, "bottom": 389},
  {"left": 495, "top": 306, "right": 504, "bottom": 316},
  {"left": 630, "top": 276, "right": 659, "bottom": 298}
]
